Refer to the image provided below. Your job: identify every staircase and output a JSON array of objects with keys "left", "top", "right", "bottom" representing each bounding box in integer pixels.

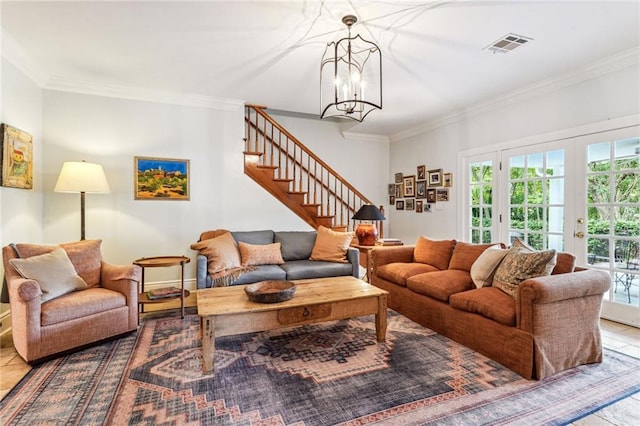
[{"left": 244, "top": 104, "right": 383, "bottom": 235}]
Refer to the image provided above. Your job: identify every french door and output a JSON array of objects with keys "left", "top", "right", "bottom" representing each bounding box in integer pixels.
[{"left": 497, "top": 126, "right": 639, "bottom": 326}]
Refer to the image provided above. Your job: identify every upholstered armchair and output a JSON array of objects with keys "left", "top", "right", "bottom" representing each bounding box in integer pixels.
[{"left": 2, "top": 239, "right": 140, "bottom": 363}]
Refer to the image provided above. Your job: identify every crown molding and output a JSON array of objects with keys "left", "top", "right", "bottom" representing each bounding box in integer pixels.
[
  {"left": 342, "top": 131, "right": 389, "bottom": 143},
  {"left": 1, "top": 30, "right": 50, "bottom": 87},
  {"left": 45, "top": 76, "right": 245, "bottom": 111},
  {"left": 391, "top": 46, "right": 640, "bottom": 142}
]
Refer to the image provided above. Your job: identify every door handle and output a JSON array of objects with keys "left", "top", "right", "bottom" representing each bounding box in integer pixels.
[{"left": 574, "top": 231, "right": 585, "bottom": 238}]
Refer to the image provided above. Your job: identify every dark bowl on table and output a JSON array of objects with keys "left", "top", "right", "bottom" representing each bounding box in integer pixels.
[{"left": 245, "top": 280, "right": 297, "bottom": 303}]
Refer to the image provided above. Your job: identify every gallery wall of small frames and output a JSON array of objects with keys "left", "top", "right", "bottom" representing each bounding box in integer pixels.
[{"left": 388, "top": 165, "right": 453, "bottom": 213}]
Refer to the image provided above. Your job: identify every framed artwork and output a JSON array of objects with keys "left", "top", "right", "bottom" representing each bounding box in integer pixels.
[
  {"left": 416, "top": 200, "right": 423, "bottom": 213},
  {"left": 428, "top": 168, "right": 442, "bottom": 187},
  {"left": 426, "top": 188, "right": 437, "bottom": 203},
  {"left": 388, "top": 183, "right": 396, "bottom": 195},
  {"left": 416, "top": 180, "right": 427, "bottom": 199},
  {"left": 389, "top": 195, "right": 395, "bottom": 205},
  {"left": 135, "top": 156, "right": 190, "bottom": 200},
  {"left": 443, "top": 172, "right": 453, "bottom": 187},
  {"left": 1, "top": 123, "right": 33, "bottom": 189},
  {"left": 394, "top": 172, "right": 403, "bottom": 183},
  {"left": 395, "top": 184, "right": 402, "bottom": 198},
  {"left": 405, "top": 198, "right": 415, "bottom": 210},
  {"left": 417, "top": 165, "right": 426, "bottom": 180},
  {"left": 403, "top": 175, "right": 416, "bottom": 197},
  {"left": 396, "top": 200, "right": 404, "bottom": 210},
  {"left": 425, "top": 203, "right": 432, "bottom": 212},
  {"left": 436, "top": 188, "right": 449, "bottom": 202}
]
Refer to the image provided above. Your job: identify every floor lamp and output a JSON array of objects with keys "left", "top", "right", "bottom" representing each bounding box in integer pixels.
[{"left": 54, "top": 161, "right": 110, "bottom": 240}]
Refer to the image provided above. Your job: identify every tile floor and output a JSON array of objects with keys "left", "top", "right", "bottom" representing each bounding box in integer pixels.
[{"left": 1, "top": 316, "right": 639, "bottom": 424}]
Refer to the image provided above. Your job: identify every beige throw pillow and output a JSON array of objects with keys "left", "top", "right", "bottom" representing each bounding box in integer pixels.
[
  {"left": 309, "top": 226, "right": 354, "bottom": 263},
  {"left": 492, "top": 244, "right": 557, "bottom": 299},
  {"left": 190, "top": 232, "right": 241, "bottom": 274},
  {"left": 470, "top": 244, "right": 508, "bottom": 288},
  {"left": 9, "top": 247, "right": 89, "bottom": 302},
  {"left": 238, "top": 242, "right": 284, "bottom": 266}
]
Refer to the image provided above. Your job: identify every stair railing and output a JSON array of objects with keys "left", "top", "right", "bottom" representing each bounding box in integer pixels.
[{"left": 244, "top": 104, "right": 382, "bottom": 234}]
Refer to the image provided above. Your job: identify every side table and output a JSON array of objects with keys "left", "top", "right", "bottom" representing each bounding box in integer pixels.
[
  {"left": 352, "top": 242, "right": 404, "bottom": 281},
  {"left": 133, "top": 255, "right": 191, "bottom": 322}
]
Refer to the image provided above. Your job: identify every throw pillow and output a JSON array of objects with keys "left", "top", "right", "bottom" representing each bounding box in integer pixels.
[
  {"left": 9, "top": 247, "right": 89, "bottom": 302},
  {"left": 309, "top": 226, "right": 354, "bottom": 263},
  {"left": 492, "top": 246, "right": 557, "bottom": 299},
  {"left": 413, "top": 236, "right": 456, "bottom": 270},
  {"left": 238, "top": 242, "right": 285, "bottom": 266},
  {"left": 470, "top": 244, "right": 509, "bottom": 288},
  {"left": 190, "top": 232, "right": 242, "bottom": 274}
]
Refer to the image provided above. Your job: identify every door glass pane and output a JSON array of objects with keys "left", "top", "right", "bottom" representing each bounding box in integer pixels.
[
  {"left": 468, "top": 160, "right": 494, "bottom": 244},
  {"left": 548, "top": 207, "right": 564, "bottom": 233}
]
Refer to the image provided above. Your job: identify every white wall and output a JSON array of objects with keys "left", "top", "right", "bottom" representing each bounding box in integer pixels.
[
  {"left": 35, "top": 90, "right": 388, "bottom": 287},
  {"left": 388, "top": 63, "right": 640, "bottom": 244}
]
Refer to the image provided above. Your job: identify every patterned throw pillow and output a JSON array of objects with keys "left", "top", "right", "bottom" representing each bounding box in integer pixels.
[
  {"left": 238, "top": 242, "right": 285, "bottom": 266},
  {"left": 9, "top": 247, "right": 89, "bottom": 302},
  {"left": 492, "top": 242, "right": 557, "bottom": 299},
  {"left": 309, "top": 226, "right": 354, "bottom": 263}
]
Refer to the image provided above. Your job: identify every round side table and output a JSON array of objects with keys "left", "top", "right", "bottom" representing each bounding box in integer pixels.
[{"left": 133, "top": 255, "right": 191, "bottom": 321}]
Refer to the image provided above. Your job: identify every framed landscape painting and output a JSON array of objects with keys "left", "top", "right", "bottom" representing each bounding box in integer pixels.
[
  {"left": 135, "top": 156, "right": 190, "bottom": 200},
  {"left": 1, "top": 123, "right": 33, "bottom": 189}
]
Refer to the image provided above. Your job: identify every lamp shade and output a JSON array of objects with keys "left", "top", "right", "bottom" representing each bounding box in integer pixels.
[
  {"left": 54, "top": 161, "right": 110, "bottom": 193},
  {"left": 352, "top": 204, "right": 385, "bottom": 221}
]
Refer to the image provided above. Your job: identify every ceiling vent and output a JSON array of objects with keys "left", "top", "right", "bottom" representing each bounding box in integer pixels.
[{"left": 484, "top": 33, "right": 533, "bottom": 54}]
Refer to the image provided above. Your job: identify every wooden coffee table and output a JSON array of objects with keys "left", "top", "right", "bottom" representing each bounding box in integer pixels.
[{"left": 197, "top": 276, "right": 388, "bottom": 373}]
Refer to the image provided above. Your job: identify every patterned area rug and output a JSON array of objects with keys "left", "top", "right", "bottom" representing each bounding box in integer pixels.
[{"left": 2, "top": 311, "right": 640, "bottom": 425}]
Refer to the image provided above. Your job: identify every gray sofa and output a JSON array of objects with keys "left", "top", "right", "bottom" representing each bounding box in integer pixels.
[{"left": 196, "top": 230, "right": 359, "bottom": 289}]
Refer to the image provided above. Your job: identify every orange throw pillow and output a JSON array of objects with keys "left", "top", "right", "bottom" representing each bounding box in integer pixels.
[
  {"left": 190, "top": 232, "right": 241, "bottom": 274},
  {"left": 238, "top": 242, "right": 284, "bottom": 266},
  {"left": 413, "top": 236, "right": 456, "bottom": 270},
  {"left": 310, "top": 226, "right": 354, "bottom": 263}
]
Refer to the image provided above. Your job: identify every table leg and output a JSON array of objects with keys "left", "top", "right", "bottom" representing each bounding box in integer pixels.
[
  {"left": 201, "top": 315, "right": 216, "bottom": 373},
  {"left": 375, "top": 294, "right": 388, "bottom": 342},
  {"left": 180, "top": 263, "right": 185, "bottom": 319}
]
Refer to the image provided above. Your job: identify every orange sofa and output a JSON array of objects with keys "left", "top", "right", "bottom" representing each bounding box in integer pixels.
[{"left": 370, "top": 238, "right": 611, "bottom": 380}]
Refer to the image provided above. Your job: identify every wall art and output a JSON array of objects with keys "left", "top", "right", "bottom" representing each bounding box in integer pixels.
[
  {"left": 416, "top": 200, "right": 423, "bottom": 213},
  {"left": 417, "top": 165, "right": 426, "bottom": 180},
  {"left": 405, "top": 198, "right": 415, "bottom": 210},
  {"left": 388, "top": 183, "right": 396, "bottom": 195},
  {"left": 403, "top": 175, "right": 416, "bottom": 197},
  {"left": 396, "top": 200, "right": 404, "bottom": 210},
  {"left": 1, "top": 123, "right": 33, "bottom": 189},
  {"left": 416, "top": 180, "right": 427, "bottom": 199},
  {"left": 436, "top": 188, "right": 449, "bottom": 202},
  {"left": 428, "top": 168, "right": 442, "bottom": 187},
  {"left": 443, "top": 172, "right": 453, "bottom": 187},
  {"left": 135, "top": 156, "right": 190, "bottom": 200},
  {"left": 394, "top": 172, "right": 403, "bottom": 183},
  {"left": 395, "top": 184, "right": 402, "bottom": 198},
  {"left": 425, "top": 203, "right": 432, "bottom": 212},
  {"left": 426, "top": 188, "right": 437, "bottom": 203},
  {"left": 389, "top": 195, "right": 395, "bottom": 205}
]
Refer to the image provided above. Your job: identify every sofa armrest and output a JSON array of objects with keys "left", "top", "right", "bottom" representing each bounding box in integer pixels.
[
  {"left": 370, "top": 246, "right": 415, "bottom": 276},
  {"left": 196, "top": 254, "right": 210, "bottom": 288},
  {"left": 101, "top": 262, "right": 141, "bottom": 301},
  {"left": 7, "top": 277, "right": 43, "bottom": 360},
  {"left": 346, "top": 247, "right": 360, "bottom": 278},
  {"left": 517, "top": 269, "right": 610, "bottom": 331}
]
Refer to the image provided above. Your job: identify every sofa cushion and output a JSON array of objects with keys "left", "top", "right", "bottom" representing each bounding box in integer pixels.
[
  {"left": 376, "top": 262, "right": 439, "bottom": 287},
  {"left": 231, "top": 265, "right": 287, "bottom": 285},
  {"left": 449, "top": 287, "right": 516, "bottom": 327},
  {"left": 231, "top": 230, "right": 275, "bottom": 245},
  {"left": 413, "top": 237, "right": 456, "bottom": 270},
  {"left": 449, "top": 242, "right": 500, "bottom": 272},
  {"left": 493, "top": 244, "right": 557, "bottom": 299},
  {"left": 470, "top": 245, "right": 509, "bottom": 288},
  {"left": 238, "top": 242, "right": 284, "bottom": 266},
  {"left": 552, "top": 252, "right": 576, "bottom": 275},
  {"left": 309, "top": 226, "right": 354, "bottom": 263},
  {"left": 10, "top": 248, "right": 89, "bottom": 302},
  {"left": 406, "top": 270, "right": 474, "bottom": 302},
  {"left": 16, "top": 240, "right": 103, "bottom": 287},
  {"left": 191, "top": 232, "right": 241, "bottom": 275},
  {"left": 41, "top": 287, "right": 126, "bottom": 326},
  {"left": 275, "top": 231, "right": 316, "bottom": 261},
  {"left": 280, "top": 260, "right": 353, "bottom": 280}
]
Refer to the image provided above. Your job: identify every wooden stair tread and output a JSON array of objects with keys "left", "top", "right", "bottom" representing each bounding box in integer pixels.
[
  {"left": 288, "top": 191, "right": 307, "bottom": 195},
  {"left": 273, "top": 178, "right": 293, "bottom": 183},
  {"left": 243, "top": 151, "right": 263, "bottom": 156},
  {"left": 257, "top": 165, "right": 278, "bottom": 170}
]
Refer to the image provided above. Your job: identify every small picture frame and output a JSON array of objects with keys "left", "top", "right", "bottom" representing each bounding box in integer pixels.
[
  {"left": 417, "top": 165, "right": 426, "bottom": 180},
  {"left": 443, "top": 172, "right": 453, "bottom": 187},
  {"left": 389, "top": 195, "right": 395, "bottom": 205},
  {"left": 428, "top": 169, "right": 442, "bottom": 187},
  {"left": 425, "top": 203, "right": 432, "bottom": 212},
  {"left": 396, "top": 200, "right": 405, "bottom": 210},
  {"left": 135, "top": 156, "right": 190, "bottom": 200},
  {"left": 1, "top": 123, "right": 33, "bottom": 189},
  {"left": 388, "top": 183, "right": 396, "bottom": 195},
  {"left": 395, "top": 184, "right": 402, "bottom": 198},
  {"left": 426, "top": 188, "right": 437, "bottom": 203},
  {"left": 405, "top": 198, "right": 415, "bottom": 210},
  {"left": 416, "top": 200, "right": 423, "bottom": 213},
  {"left": 436, "top": 188, "right": 449, "bottom": 202},
  {"left": 416, "top": 180, "right": 427, "bottom": 199},
  {"left": 403, "top": 175, "right": 416, "bottom": 198},
  {"left": 395, "top": 172, "right": 403, "bottom": 184}
]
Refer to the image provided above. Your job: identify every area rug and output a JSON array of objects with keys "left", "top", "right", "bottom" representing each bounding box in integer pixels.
[{"left": 2, "top": 312, "right": 640, "bottom": 425}]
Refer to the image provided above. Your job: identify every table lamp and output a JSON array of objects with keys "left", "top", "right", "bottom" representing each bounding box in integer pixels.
[
  {"left": 54, "top": 160, "right": 110, "bottom": 240},
  {"left": 352, "top": 204, "right": 386, "bottom": 246}
]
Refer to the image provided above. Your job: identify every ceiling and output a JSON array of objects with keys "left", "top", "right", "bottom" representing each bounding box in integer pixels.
[{"left": 2, "top": 0, "right": 639, "bottom": 138}]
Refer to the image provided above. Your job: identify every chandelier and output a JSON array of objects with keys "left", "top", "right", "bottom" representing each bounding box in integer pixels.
[{"left": 320, "top": 15, "right": 382, "bottom": 122}]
